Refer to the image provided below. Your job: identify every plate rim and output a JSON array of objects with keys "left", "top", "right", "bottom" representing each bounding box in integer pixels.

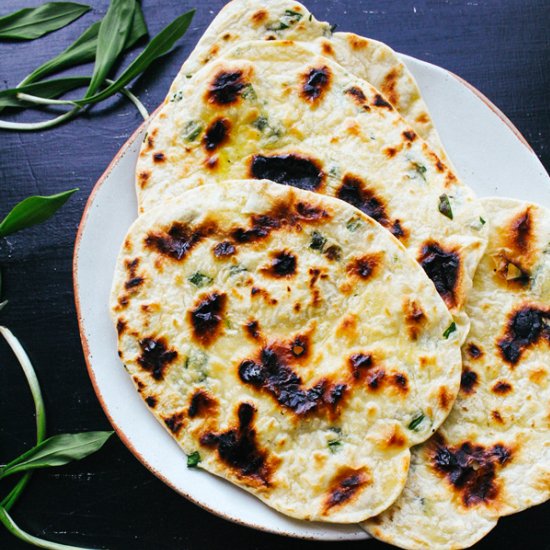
[{"left": 72, "top": 55, "right": 544, "bottom": 540}]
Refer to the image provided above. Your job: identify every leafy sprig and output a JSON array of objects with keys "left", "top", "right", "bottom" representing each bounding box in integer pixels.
[
  {"left": 0, "top": 194, "right": 114, "bottom": 548},
  {"left": 0, "top": 327, "right": 113, "bottom": 549},
  {"left": 0, "top": 1, "right": 195, "bottom": 130}
]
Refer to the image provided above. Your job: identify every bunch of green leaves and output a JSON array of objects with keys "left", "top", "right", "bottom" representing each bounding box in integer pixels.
[
  {"left": 0, "top": 190, "right": 115, "bottom": 548},
  {"left": 0, "top": 326, "right": 113, "bottom": 549},
  {"left": 0, "top": 1, "right": 195, "bottom": 130}
]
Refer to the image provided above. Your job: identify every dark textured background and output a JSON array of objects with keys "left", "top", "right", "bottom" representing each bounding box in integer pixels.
[{"left": 0, "top": 1, "right": 549, "bottom": 548}]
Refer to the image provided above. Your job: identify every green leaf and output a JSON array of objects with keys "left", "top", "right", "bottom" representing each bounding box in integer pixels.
[
  {"left": 76, "top": 9, "right": 195, "bottom": 107},
  {"left": 346, "top": 217, "right": 363, "bottom": 232},
  {"left": 328, "top": 440, "right": 342, "bottom": 453},
  {"left": 188, "top": 272, "right": 213, "bottom": 288},
  {"left": 41, "top": 3, "right": 146, "bottom": 84},
  {"left": 408, "top": 413, "right": 425, "bottom": 431},
  {"left": 187, "top": 451, "right": 201, "bottom": 467},
  {"left": 0, "top": 77, "right": 90, "bottom": 108},
  {"left": 25, "top": 21, "right": 102, "bottom": 85},
  {"left": 309, "top": 230, "right": 326, "bottom": 251},
  {"left": 438, "top": 193, "right": 453, "bottom": 220},
  {"left": 182, "top": 120, "right": 203, "bottom": 141},
  {"left": 85, "top": 0, "right": 137, "bottom": 98},
  {"left": 0, "top": 2, "right": 90, "bottom": 40},
  {"left": 0, "top": 188, "right": 78, "bottom": 238},
  {"left": 0, "top": 432, "right": 113, "bottom": 478},
  {"left": 443, "top": 321, "right": 457, "bottom": 339}
]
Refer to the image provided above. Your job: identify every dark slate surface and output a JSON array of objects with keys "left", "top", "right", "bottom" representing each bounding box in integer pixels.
[{"left": 0, "top": 1, "right": 548, "bottom": 548}]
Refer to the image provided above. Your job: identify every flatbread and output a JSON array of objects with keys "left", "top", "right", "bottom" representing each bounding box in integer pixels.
[
  {"left": 136, "top": 40, "right": 487, "bottom": 331},
  {"left": 364, "top": 197, "right": 550, "bottom": 548},
  {"left": 111, "top": 180, "right": 462, "bottom": 522},
  {"left": 161, "top": 0, "right": 446, "bottom": 157}
]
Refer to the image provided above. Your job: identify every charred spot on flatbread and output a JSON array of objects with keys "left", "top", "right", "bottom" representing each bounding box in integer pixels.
[
  {"left": 497, "top": 305, "right": 550, "bottom": 366},
  {"left": 492, "top": 381, "right": 512, "bottom": 395},
  {"left": 430, "top": 436, "right": 512, "bottom": 508},
  {"left": 300, "top": 66, "right": 331, "bottom": 103},
  {"left": 207, "top": 69, "right": 248, "bottom": 105},
  {"left": 460, "top": 368, "right": 478, "bottom": 394},
  {"left": 163, "top": 411, "right": 185, "bottom": 435},
  {"left": 145, "top": 220, "right": 217, "bottom": 262},
  {"left": 238, "top": 341, "right": 346, "bottom": 416},
  {"left": 200, "top": 402, "right": 276, "bottom": 486},
  {"left": 124, "top": 258, "right": 144, "bottom": 290},
  {"left": 261, "top": 250, "right": 297, "bottom": 278},
  {"left": 337, "top": 174, "right": 406, "bottom": 240},
  {"left": 349, "top": 353, "right": 373, "bottom": 380},
  {"left": 138, "top": 170, "right": 150, "bottom": 189},
  {"left": 250, "top": 8, "right": 268, "bottom": 25},
  {"left": 145, "top": 396, "right": 157, "bottom": 408},
  {"left": 323, "top": 468, "right": 370, "bottom": 514},
  {"left": 344, "top": 86, "right": 367, "bottom": 105},
  {"left": 380, "top": 67, "right": 400, "bottom": 107},
  {"left": 466, "top": 343, "right": 483, "bottom": 359},
  {"left": 404, "top": 299, "right": 427, "bottom": 340},
  {"left": 249, "top": 154, "right": 325, "bottom": 191},
  {"left": 372, "top": 93, "right": 393, "bottom": 110},
  {"left": 137, "top": 337, "right": 177, "bottom": 380},
  {"left": 338, "top": 174, "right": 389, "bottom": 225},
  {"left": 213, "top": 240, "right": 235, "bottom": 258},
  {"left": 188, "top": 389, "right": 218, "bottom": 418},
  {"left": 189, "top": 292, "right": 227, "bottom": 346},
  {"left": 116, "top": 318, "right": 127, "bottom": 335},
  {"left": 245, "top": 320, "right": 261, "bottom": 340},
  {"left": 508, "top": 207, "right": 534, "bottom": 253},
  {"left": 203, "top": 117, "right": 231, "bottom": 151},
  {"left": 418, "top": 241, "right": 461, "bottom": 308},
  {"left": 346, "top": 253, "right": 383, "bottom": 281}
]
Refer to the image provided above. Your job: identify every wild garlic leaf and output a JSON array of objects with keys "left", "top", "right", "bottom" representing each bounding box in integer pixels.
[
  {"left": 76, "top": 9, "right": 195, "bottom": 106},
  {"left": 19, "top": 4, "right": 146, "bottom": 88},
  {"left": 188, "top": 272, "right": 213, "bottom": 288},
  {"left": 438, "top": 193, "right": 453, "bottom": 220},
  {"left": 187, "top": 451, "right": 201, "bottom": 468},
  {"left": 0, "top": 188, "right": 78, "bottom": 238},
  {"left": 443, "top": 321, "right": 457, "bottom": 339},
  {"left": 0, "top": 76, "right": 90, "bottom": 108},
  {"left": 0, "top": 2, "right": 90, "bottom": 40},
  {"left": 85, "top": 0, "right": 138, "bottom": 97},
  {"left": 408, "top": 413, "right": 425, "bottom": 431},
  {"left": 24, "top": 21, "right": 102, "bottom": 86},
  {"left": 0, "top": 432, "right": 113, "bottom": 479}
]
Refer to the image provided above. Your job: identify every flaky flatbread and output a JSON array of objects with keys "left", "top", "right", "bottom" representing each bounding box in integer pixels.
[
  {"left": 136, "top": 40, "right": 487, "bottom": 332},
  {"left": 111, "top": 180, "right": 462, "bottom": 522},
  {"left": 364, "top": 197, "right": 550, "bottom": 548}
]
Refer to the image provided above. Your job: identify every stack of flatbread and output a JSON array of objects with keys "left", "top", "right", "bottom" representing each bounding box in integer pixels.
[{"left": 110, "top": 1, "right": 549, "bottom": 547}]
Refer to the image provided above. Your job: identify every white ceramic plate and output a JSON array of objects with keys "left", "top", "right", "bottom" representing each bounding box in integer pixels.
[{"left": 73, "top": 54, "right": 550, "bottom": 541}]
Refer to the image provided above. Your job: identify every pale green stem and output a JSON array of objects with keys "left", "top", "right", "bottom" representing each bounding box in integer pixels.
[
  {"left": 0, "top": 107, "right": 81, "bottom": 131},
  {"left": 0, "top": 326, "right": 46, "bottom": 510},
  {"left": 0, "top": 507, "right": 98, "bottom": 550}
]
